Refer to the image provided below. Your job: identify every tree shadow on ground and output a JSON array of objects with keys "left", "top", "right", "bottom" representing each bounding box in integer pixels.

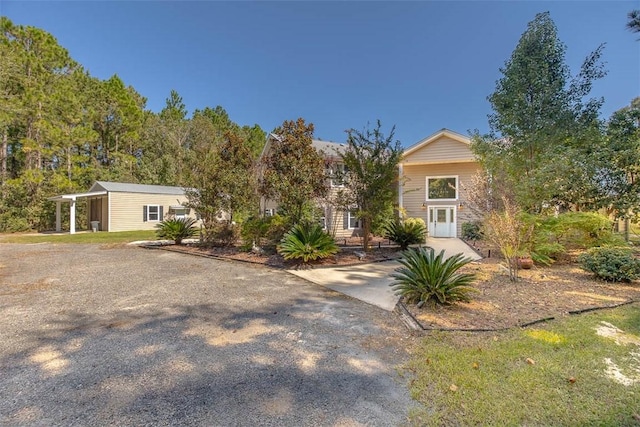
[{"left": 1, "top": 298, "right": 413, "bottom": 426}]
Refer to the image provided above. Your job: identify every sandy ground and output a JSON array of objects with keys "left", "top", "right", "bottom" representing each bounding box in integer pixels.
[{"left": 0, "top": 243, "right": 416, "bottom": 426}]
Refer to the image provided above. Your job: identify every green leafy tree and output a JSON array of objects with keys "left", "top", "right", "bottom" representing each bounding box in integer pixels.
[
  {"left": 137, "top": 90, "right": 191, "bottom": 185},
  {"left": 0, "top": 29, "right": 23, "bottom": 187},
  {"left": 260, "top": 118, "right": 327, "bottom": 225},
  {"left": 628, "top": 10, "right": 640, "bottom": 37},
  {"left": 90, "top": 74, "right": 145, "bottom": 176},
  {"left": 600, "top": 98, "right": 640, "bottom": 238},
  {"left": 473, "top": 12, "right": 606, "bottom": 212},
  {"left": 185, "top": 129, "right": 256, "bottom": 227},
  {"left": 340, "top": 120, "right": 403, "bottom": 251}
]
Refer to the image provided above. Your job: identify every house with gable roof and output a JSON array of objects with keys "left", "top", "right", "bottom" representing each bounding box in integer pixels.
[
  {"left": 49, "top": 181, "right": 197, "bottom": 234},
  {"left": 398, "top": 128, "right": 481, "bottom": 238}
]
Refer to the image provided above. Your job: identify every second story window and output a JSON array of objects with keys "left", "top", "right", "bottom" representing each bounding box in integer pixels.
[{"left": 329, "top": 163, "right": 347, "bottom": 187}]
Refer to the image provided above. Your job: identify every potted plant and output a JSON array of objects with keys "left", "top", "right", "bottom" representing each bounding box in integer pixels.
[{"left": 516, "top": 253, "right": 534, "bottom": 269}]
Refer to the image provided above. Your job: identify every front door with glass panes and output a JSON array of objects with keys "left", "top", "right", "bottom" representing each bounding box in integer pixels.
[{"left": 428, "top": 206, "right": 456, "bottom": 237}]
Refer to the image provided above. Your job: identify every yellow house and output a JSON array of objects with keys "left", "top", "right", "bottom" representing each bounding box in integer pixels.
[
  {"left": 399, "top": 129, "right": 481, "bottom": 238},
  {"left": 49, "top": 181, "right": 196, "bottom": 234}
]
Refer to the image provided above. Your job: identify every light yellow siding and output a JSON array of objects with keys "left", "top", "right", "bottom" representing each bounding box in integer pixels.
[
  {"left": 401, "top": 162, "right": 481, "bottom": 237},
  {"left": 109, "top": 192, "right": 195, "bottom": 232},
  {"left": 102, "top": 197, "right": 109, "bottom": 231},
  {"left": 403, "top": 136, "right": 475, "bottom": 164}
]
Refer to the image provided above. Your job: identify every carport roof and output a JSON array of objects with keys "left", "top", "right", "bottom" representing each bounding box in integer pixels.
[
  {"left": 90, "top": 181, "right": 187, "bottom": 195},
  {"left": 48, "top": 191, "right": 108, "bottom": 202}
]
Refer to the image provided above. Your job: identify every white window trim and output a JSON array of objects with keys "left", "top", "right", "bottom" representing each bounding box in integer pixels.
[
  {"left": 173, "top": 208, "right": 188, "bottom": 219},
  {"left": 347, "top": 209, "right": 361, "bottom": 229},
  {"left": 426, "top": 175, "right": 459, "bottom": 201},
  {"left": 147, "top": 204, "right": 161, "bottom": 222},
  {"left": 329, "top": 163, "right": 346, "bottom": 188}
]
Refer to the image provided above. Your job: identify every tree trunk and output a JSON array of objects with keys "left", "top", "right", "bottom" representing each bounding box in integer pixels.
[
  {"left": 362, "top": 219, "right": 371, "bottom": 252},
  {"left": 67, "top": 146, "right": 72, "bottom": 181},
  {"left": 1, "top": 130, "right": 7, "bottom": 185},
  {"left": 625, "top": 216, "right": 631, "bottom": 243}
]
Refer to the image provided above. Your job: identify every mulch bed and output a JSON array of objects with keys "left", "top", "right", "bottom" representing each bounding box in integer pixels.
[
  {"left": 157, "top": 239, "right": 401, "bottom": 269},
  {"left": 154, "top": 239, "right": 640, "bottom": 331},
  {"left": 404, "top": 257, "right": 640, "bottom": 331}
]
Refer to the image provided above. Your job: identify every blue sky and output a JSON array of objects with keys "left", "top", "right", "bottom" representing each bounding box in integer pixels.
[{"left": 2, "top": 1, "right": 639, "bottom": 147}]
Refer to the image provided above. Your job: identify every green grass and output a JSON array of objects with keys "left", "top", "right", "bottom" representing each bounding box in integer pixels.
[
  {"left": 406, "top": 303, "right": 640, "bottom": 426},
  {"left": 0, "top": 230, "right": 158, "bottom": 244}
]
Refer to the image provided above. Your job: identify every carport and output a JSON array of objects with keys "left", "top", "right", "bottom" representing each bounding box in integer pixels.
[{"left": 48, "top": 191, "right": 107, "bottom": 234}]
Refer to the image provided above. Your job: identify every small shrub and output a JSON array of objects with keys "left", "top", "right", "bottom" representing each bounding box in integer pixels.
[
  {"left": 241, "top": 216, "right": 271, "bottom": 249},
  {"left": 462, "top": 221, "right": 484, "bottom": 241},
  {"left": 523, "top": 212, "right": 624, "bottom": 265},
  {"left": 202, "top": 222, "right": 239, "bottom": 247},
  {"left": 390, "top": 247, "right": 477, "bottom": 306},
  {"left": 578, "top": 247, "right": 640, "bottom": 282},
  {"left": 265, "top": 214, "right": 290, "bottom": 244},
  {"left": 383, "top": 217, "right": 427, "bottom": 250},
  {"left": 155, "top": 217, "right": 198, "bottom": 245},
  {"left": 278, "top": 223, "right": 339, "bottom": 263},
  {"left": 482, "top": 198, "right": 533, "bottom": 282}
]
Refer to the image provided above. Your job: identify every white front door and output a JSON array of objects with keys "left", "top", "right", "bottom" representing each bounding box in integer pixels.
[{"left": 428, "top": 206, "right": 457, "bottom": 238}]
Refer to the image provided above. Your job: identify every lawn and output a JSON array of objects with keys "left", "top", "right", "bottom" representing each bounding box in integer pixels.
[
  {"left": 405, "top": 302, "right": 640, "bottom": 426},
  {"left": 0, "top": 230, "right": 158, "bottom": 244}
]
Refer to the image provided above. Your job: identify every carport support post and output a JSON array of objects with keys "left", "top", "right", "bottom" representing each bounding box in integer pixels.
[
  {"left": 69, "top": 198, "right": 76, "bottom": 234},
  {"left": 55, "top": 202, "right": 61, "bottom": 232}
]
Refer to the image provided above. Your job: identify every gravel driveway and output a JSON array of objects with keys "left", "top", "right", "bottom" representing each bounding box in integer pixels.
[{"left": 0, "top": 243, "right": 414, "bottom": 426}]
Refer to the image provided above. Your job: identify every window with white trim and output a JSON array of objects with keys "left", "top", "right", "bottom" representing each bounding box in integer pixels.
[
  {"left": 173, "top": 208, "right": 188, "bottom": 219},
  {"left": 329, "top": 163, "right": 346, "bottom": 187},
  {"left": 426, "top": 176, "right": 458, "bottom": 200},
  {"left": 348, "top": 210, "right": 361, "bottom": 229},
  {"left": 143, "top": 204, "right": 162, "bottom": 222},
  {"left": 148, "top": 205, "right": 160, "bottom": 221}
]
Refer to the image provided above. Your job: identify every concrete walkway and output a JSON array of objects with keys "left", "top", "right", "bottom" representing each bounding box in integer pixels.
[
  {"left": 287, "top": 238, "right": 482, "bottom": 311},
  {"left": 425, "top": 237, "right": 483, "bottom": 261}
]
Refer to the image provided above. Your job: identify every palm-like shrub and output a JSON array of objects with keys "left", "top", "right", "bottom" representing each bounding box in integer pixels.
[
  {"left": 155, "top": 217, "right": 198, "bottom": 245},
  {"left": 383, "top": 218, "right": 427, "bottom": 250},
  {"left": 391, "top": 247, "right": 477, "bottom": 306},
  {"left": 278, "top": 223, "right": 339, "bottom": 263}
]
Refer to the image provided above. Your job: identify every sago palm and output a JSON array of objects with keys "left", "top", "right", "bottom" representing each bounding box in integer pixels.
[
  {"left": 390, "top": 247, "right": 477, "bottom": 306},
  {"left": 156, "top": 217, "right": 198, "bottom": 245},
  {"left": 278, "top": 223, "right": 339, "bottom": 263},
  {"left": 383, "top": 219, "right": 426, "bottom": 250}
]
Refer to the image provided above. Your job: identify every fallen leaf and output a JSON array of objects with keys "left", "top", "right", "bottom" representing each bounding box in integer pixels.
[
  {"left": 472, "top": 362, "right": 479, "bottom": 369},
  {"left": 526, "top": 358, "right": 535, "bottom": 365},
  {"left": 449, "top": 384, "right": 458, "bottom": 392}
]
